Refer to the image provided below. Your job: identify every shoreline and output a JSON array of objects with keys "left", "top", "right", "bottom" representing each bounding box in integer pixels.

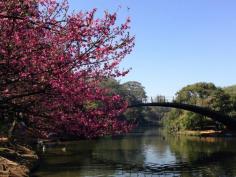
[
  {"left": 177, "top": 129, "right": 236, "bottom": 137},
  {"left": 0, "top": 141, "right": 39, "bottom": 177}
]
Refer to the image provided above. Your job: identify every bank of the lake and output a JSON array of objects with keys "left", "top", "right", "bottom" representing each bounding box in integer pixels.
[
  {"left": 0, "top": 141, "right": 38, "bottom": 177},
  {"left": 177, "top": 129, "right": 236, "bottom": 137}
]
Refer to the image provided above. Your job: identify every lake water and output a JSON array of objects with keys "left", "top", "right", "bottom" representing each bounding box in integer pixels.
[{"left": 33, "top": 127, "right": 236, "bottom": 177}]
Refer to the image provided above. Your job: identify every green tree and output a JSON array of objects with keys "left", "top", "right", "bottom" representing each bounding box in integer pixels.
[
  {"left": 121, "top": 81, "right": 147, "bottom": 124},
  {"left": 224, "top": 85, "right": 236, "bottom": 117},
  {"left": 224, "top": 84, "right": 236, "bottom": 96},
  {"left": 121, "top": 81, "right": 147, "bottom": 104},
  {"left": 101, "top": 79, "right": 147, "bottom": 124},
  {"left": 164, "top": 82, "right": 233, "bottom": 131}
]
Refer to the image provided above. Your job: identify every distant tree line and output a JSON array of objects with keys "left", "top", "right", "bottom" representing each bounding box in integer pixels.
[
  {"left": 102, "top": 80, "right": 236, "bottom": 131},
  {"left": 102, "top": 78, "right": 170, "bottom": 126}
]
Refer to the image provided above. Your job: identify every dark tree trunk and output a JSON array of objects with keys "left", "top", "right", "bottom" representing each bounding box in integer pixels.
[{"left": 8, "top": 118, "right": 17, "bottom": 141}]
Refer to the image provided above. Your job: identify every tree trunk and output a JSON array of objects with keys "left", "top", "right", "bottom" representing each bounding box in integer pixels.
[{"left": 8, "top": 119, "right": 17, "bottom": 141}]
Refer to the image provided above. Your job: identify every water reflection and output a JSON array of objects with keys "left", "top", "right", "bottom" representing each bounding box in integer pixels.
[{"left": 33, "top": 128, "right": 236, "bottom": 177}]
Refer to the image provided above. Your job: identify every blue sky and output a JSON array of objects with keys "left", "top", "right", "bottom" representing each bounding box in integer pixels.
[{"left": 68, "top": 0, "right": 236, "bottom": 97}]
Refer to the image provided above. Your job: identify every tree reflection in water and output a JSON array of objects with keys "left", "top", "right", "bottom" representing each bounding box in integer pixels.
[{"left": 34, "top": 128, "right": 236, "bottom": 177}]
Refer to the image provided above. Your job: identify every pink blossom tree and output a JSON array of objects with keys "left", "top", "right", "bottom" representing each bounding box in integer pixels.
[{"left": 0, "top": 0, "right": 135, "bottom": 138}]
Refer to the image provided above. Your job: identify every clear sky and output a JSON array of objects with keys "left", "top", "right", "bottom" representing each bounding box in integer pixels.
[{"left": 68, "top": 0, "right": 236, "bottom": 97}]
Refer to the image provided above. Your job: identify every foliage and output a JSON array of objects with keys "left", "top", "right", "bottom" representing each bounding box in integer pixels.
[
  {"left": 122, "top": 81, "right": 147, "bottom": 104},
  {"left": 119, "top": 83, "right": 170, "bottom": 125},
  {"left": 101, "top": 79, "right": 147, "bottom": 123},
  {"left": 101, "top": 79, "right": 167, "bottom": 125},
  {"left": 224, "top": 85, "right": 236, "bottom": 96},
  {"left": 164, "top": 82, "right": 234, "bottom": 131},
  {"left": 0, "top": 0, "right": 135, "bottom": 138},
  {"left": 224, "top": 85, "right": 236, "bottom": 117},
  {"left": 121, "top": 81, "right": 147, "bottom": 123}
]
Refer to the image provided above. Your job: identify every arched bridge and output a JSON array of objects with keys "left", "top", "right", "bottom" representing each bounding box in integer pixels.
[{"left": 128, "top": 102, "right": 236, "bottom": 130}]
